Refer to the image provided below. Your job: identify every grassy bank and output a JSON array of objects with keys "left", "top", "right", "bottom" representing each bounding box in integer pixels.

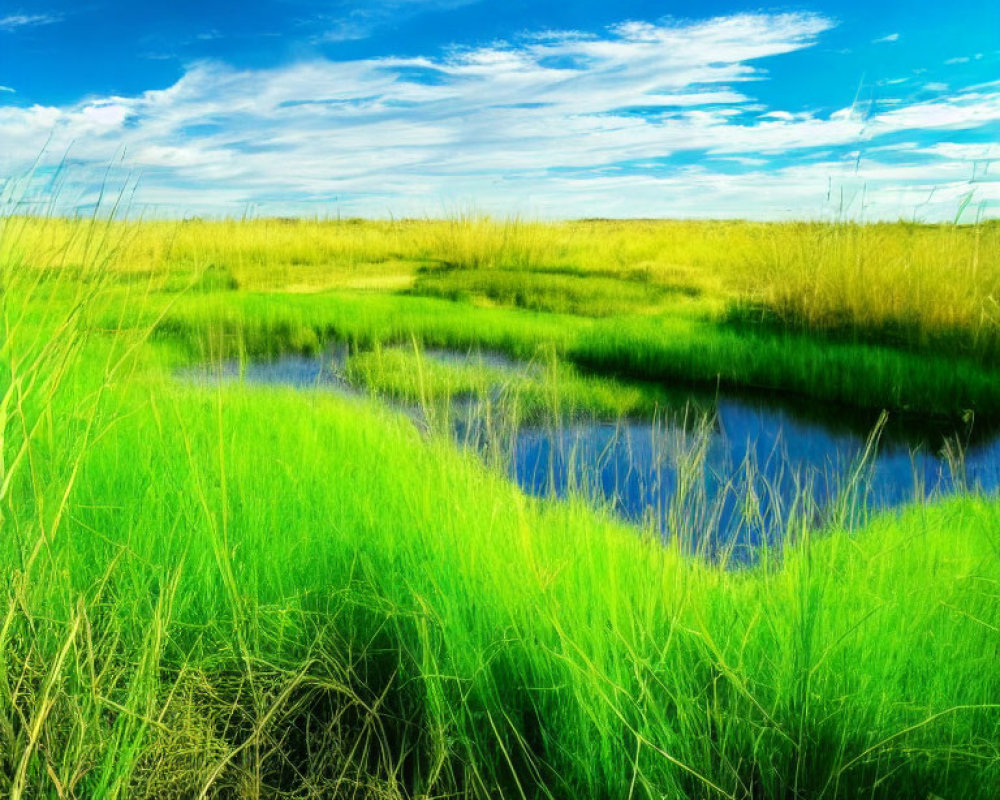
[
  {"left": 4, "top": 368, "right": 999, "bottom": 798},
  {"left": 150, "top": 289, "right": 1000, "bottom": 419},
  {"left": 1, "top": 214, "right": 999, "bottom": 798}
]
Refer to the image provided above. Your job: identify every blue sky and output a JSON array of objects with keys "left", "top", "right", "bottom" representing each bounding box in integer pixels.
[{"left": 1, "top": 0, "right": 997, "bottom": 219}]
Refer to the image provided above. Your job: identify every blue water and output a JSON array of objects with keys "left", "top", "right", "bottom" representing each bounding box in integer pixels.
[
  {"left": 179, "top": 350, "right": 1000, "bottom": 559},
  {"left": 483, "top": 401, "right": 1000, "bottom": 559}
]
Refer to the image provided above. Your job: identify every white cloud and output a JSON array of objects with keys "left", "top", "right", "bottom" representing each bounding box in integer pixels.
[
  {"left": 134, "top": 144, "right": 237, "bottom": 168},
  {"left": 81, "top": 103, "right": 131, "bottom": 127},
  {"left": 0, "top": 11, "right": 997, "bottom": 220},
  {"left": 0, "top": 86, "right": 14, "bottom": 93},
  {"left": 872, "top": 33, "right": 900, "bottom": 44},
  {"left": 0, "top": 13, "right": 61, "bottom": 32},
  {"left": 916, "top": 142, "right": 1000, "bottom": 162}
]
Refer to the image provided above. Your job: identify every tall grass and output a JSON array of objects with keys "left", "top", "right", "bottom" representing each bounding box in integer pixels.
[
  {"left": 0, "top": 211, "right": 998, "bottom": 797},
  {"left": 8, "top": 367, "right": 999, "bottom": 797},
  {"left": 727, "top": 221, "right": 1000, "bottom": 363}
]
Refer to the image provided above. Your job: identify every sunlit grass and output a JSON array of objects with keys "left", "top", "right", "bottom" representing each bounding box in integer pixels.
[
  {"left": 1, "top": 211, "right": 999, "bottom": 797},
  {"left": 343, "top": 343, "right": 674, "bottom": 421}
]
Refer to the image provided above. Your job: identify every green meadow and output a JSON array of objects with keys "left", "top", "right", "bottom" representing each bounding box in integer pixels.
[{"left": 1, "top": 215, "right": 999, "bottom": 798}]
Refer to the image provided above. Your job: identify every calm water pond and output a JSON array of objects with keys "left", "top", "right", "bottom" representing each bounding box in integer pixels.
[{"left": 178, "top": 349, "right": 1000, "bottom": 560}]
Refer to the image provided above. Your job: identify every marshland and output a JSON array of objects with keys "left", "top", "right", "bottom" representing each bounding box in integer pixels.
[{"left": 1, "top": 213, "right": 999, "bottom": 798}]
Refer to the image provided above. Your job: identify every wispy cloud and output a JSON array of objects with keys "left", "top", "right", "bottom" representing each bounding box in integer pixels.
[
  {"left": 0, "top": 86, "right": 14, "bottom": 93},
  {"left": 0, "top": 12, "right": 997, "bottom": 220},
  {"left": 872, "top": 33, "right": 900, "bottom": 44},
  {"left": 0, "top": 12, "right": 61, "bottom": 32}
]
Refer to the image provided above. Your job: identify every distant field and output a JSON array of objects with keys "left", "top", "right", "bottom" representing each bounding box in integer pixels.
[
  {"left": 6, "top": 215, "right": 1000, "bottom": 414},
  {"left": 1, "top": 215, "right": 999, "bottom": 799}
]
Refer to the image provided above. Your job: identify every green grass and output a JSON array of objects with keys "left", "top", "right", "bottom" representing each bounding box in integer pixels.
[
  {"left": 151, "top": 290, "right": 585, "bottom": 361},
  {"left": 569, "top": 315, "right": 1000, "bottom": 418},
  {"left": 2, "top": 213, "right": 999, "bottom": 798},
  {"left": 146, "top": 288, "right": 1000, "bottom": 419},
  {"left": 410, "top": 265, "right": 694, "bottom": 317},
  {"left": 6, "top": 368, "right": 1000, "bottom": 798},
  {"left": 342, "top": 345, "right": 675, "bottom": 422}
]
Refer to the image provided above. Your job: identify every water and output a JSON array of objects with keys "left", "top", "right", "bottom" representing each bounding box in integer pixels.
[
  {"left": 178, "top": 349, "right": 1000, "bottom": 560},
  {"left": 178, "top": 345, "right": 356, "bottom": 392},
  {"left": 481, "top": 404, "right": 1000, "bottom": 560}
]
